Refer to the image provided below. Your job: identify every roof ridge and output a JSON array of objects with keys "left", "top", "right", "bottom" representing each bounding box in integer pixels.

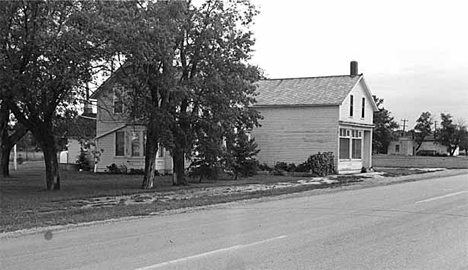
[{"left": 260, "top": 74, "right": 362, "bottom": 81}]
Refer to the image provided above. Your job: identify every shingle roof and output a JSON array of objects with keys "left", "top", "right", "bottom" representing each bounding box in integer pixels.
[{"left": 254, "top": 75, "right": 362, "bottom": 106}]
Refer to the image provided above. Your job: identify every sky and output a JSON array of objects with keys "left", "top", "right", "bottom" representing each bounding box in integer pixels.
[{"left": 248, "top": 0, "right": 468, "bottom": 129}]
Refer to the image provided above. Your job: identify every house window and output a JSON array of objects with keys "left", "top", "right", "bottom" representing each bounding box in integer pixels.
[
  {"left": 349, "top": 95, "right": 354, "bottom": 117},
  {"left": 339, "top": 138, "right": 350, "bottom": 159},
  {"left": 115, "top": 131, "right": 125, "bottom": 156},
  {"left": 352, "top": 139, "right": 362, "bottom": 159},
  {"left": 395, "top": 144, "right": 400, "bottom": 153},
  {"left": 339, "top": 128, "right": 362, "bottom": 160},
  {"left": 361, "top": 97, "right": 365, "bottom": 118},
  {"left": 113, "top": 85, "right": 125, "bottom": 114},
  {"left": 131, "top": 131, "right": 140, "bottom": 157}
]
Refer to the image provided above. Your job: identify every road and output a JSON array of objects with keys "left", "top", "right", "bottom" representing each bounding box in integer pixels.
[{"left": 1, "top": 174, "right": 468, "bottom": 270}]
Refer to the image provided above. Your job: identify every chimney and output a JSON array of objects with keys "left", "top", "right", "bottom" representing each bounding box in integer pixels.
[{"left": 350, "top": 61, "right": 358, "bottom": 76}]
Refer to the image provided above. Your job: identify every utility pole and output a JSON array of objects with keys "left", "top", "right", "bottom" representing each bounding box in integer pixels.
[{"left": 401, "top": 119, "right": 408, "bottom": 135}]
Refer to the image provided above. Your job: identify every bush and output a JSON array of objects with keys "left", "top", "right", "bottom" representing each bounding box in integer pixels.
[
  {"left": 106, "top": 163, "right": 127, "bottom": 174},
  {"left": 258, "top": 163, "right": 273, "bottom": 172},
  {"left": 304, "top": 152, "right": 336, "bottom": 176},
  {"left": 274, "top": 162, "right": 288, "bottom": 171},
  {"left": 295, "top": 162, "right": 309, "bottom": 172},
  {"left": 188, "top": 162, "right": 221, "bottom": 182},
  {"left": 225, "top": 131, "right": 260, "bottom": 180},
  {"left": 77, "top": 148, "right": 91, "bottom": 171},
  {"left": 286, "top": 163, "right": 297, "bottom": 172}
]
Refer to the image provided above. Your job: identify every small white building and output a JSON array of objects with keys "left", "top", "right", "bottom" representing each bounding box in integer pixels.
[
  {"left": 252, "top": 62, "right": 379, "bottom": 173},
  {"left": 388, "top": 135, "right": 459, "bottom": 156}
]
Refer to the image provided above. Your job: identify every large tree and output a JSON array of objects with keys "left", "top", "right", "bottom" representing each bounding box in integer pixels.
[
  {"left": 167, "top": 0, "right": 261, "bottom": 185},
  {"left": 413, "top": 111, "right": 433, "bottom": 151},
  {"left": 436, "top": 113, "right": 466, "bottom": 156},
  {"left": 101, "top": 0, "right": 261, "bottom": 188},
  {"left": 372, "top": 96, "right": 399, "bottom": 154},
  {"left": 1, "top": 1, "right": 101, "bottom": 189},
  {"left": 459, "top": 129, "right": 468, "bottom": 156}
]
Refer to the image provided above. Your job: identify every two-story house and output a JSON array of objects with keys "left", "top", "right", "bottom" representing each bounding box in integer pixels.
[
  {"left": 251, "top": 61, "right": 379, "bottom": 173},
  {"left": 90, "top": 73, "right": 173, "bottom": 174}
]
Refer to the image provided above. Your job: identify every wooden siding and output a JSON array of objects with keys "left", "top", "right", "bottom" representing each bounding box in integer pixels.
[
  {"left": 96, "top": 86, "right": 128, "bottom": 136},
  {"left": 95, "top": 125, "right": 174, "bottom": 173},
  {"left": 339, "top": 80, "right": 374, "bottom": 125},
  {"left": 252, "top": 106, "right": 340, "bottom": 168}
]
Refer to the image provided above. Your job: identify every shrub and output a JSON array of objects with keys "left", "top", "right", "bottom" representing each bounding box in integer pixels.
[
  {"left": 304, "top": 152, "right": 336, "bottom": 176},
  {"left": 258, "top": 163, "right": 273, "bottom": 172},
  {"left": 225, "top": 130, "right": 261, "bottom": 180},
  {"left": 188, "top": 161, "right": 221, "bottom": 182},
  {"left": 295, "top": 162, "right": 309, "bottom": 172},
  {"left": 106, "top": 163, "right": 127, "bottom": 174},
  {"left": 274, "top": 162, "right": 288, "bottom": 172},
  {"left": 77, "top": 148, "right": 91, "bottom": 171},
  {"left": 286, "top": 163, "right": 297, "bottom": 172}
]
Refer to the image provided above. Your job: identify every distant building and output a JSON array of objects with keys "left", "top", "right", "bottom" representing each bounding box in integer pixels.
[{"left": 388, "top": 134, "right": 459, "bottom": 156}]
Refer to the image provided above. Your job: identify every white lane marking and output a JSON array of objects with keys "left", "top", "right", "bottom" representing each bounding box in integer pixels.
[
  {"left": 415, "top": 190, "right": 468, "bottom": 204},
  {"left": 133, "top": 235, "right": 287, "bottom": 270}
]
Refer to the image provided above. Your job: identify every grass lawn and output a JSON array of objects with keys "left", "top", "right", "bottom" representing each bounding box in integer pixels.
[
  {"left": 0, "top": 160, "right": 444, "bottom": 233},
  {"left": 0, "top": 161, "right": 332, "bottom": 233},
  {"left": 373, "top": 155, "right": 468, "bottom": 169}
]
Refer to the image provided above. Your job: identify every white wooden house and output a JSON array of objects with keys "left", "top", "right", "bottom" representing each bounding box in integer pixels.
[
  {"left": 90, "top": 75, "right": 173, "bottom": 174},
  {"left": 252, "top": 62, "right": 379, "bottom": 173}
]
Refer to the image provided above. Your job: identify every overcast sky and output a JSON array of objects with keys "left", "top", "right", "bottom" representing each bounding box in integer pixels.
[{"left": 249, "top": 0, "right": 468, "bottom": 129}]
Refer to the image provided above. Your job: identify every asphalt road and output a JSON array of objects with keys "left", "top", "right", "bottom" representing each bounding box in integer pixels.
[{"left": 1, "top": 174, "right": 467, "bottom": 270}]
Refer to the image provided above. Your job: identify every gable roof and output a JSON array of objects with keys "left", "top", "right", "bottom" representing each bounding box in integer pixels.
[{"left": 254, "top": 74, "right": 372, "bottom": 108}]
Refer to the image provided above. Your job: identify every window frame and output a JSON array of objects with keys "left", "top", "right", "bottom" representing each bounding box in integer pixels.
[
  {"left": 131, "top": 131, "right": 140, "bottom": 157},
  {"left": 361, "top": 97, "right": 365, "bottom": 118},
  {"left": 115, "top": 131, "right": 125, "bottom": 157},
  {"left": 339, "top": 128, "right": 363, "bottom": 160},
  {"left": 349, "top": 95, "right": 354, "bottom": 117}
]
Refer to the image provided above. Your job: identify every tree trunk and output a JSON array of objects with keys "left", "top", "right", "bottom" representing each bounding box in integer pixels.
[
  {"left": 449, "top": 147, "right": 456, "bottom": 156},
  {"left": 0, "top": 105, "right": 9, "bottom": 178},
  {"left": 172, "top": 148, "right": 187, "bottom": 186},
  {"left": 141, "top": 125, "right": 159, "bottom": 189},
  {"left": 39, "top": 133, "right": 60, "bottom": 190},
  {"left": 1, "top": 143, "right": 13, "bottom": 178},
  {"left": 415, "top": 142, "right": 422, "bottom": 152}
]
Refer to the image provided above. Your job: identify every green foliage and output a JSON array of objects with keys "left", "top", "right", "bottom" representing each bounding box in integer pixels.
[
  {"left": 267, "top": 152, "right": 336, "bottom": 176},
  {"left": 258, "top": 163, "right": 273, "bottom": 172},
  {"left": 225, "top": 130, "right": 260, "bottom": 180},
  {"left": 188, "top": 135, "right": 224, "bottom": 182},
  {"left": 414, "top": 111, "right": 433, "bottom": 151},
  {"left": 96, "top": 0, "right": 262, "bottom": 187},
  {"left": 459, "top": 131, "right": 468, "bottom": 155},
  {"left": 304, "top": 152, "right": 336, "bottom": 176},
  {"left": 372, "top": 96, "right": 399, "bottom": 153},
  {"left": 435, "top": 113, "right": 466, "bottom": 156},
  {"left": 106, "top": 163, "right": 128, "bottom": 174},
  {"left": 77, "top": 148, "right": 91, "bottom": 171},
  {"left": 1, "top": 1, "right": 105, "bottom": 189}
]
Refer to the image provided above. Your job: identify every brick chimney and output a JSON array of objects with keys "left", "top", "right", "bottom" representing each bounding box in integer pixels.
[{"left": 350, "top": 61, "right": 358, "bottom": 76}]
